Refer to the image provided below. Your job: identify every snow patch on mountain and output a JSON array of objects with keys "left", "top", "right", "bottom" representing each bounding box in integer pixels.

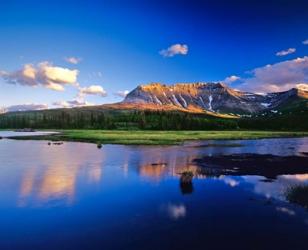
[
  {"left": 179, "top": 94, "right": 187, "bottom": 108},
  {"left": 172, "top": 94, "right": 181, "bottom": 107},
  {"left": 153, "top": 95, "right": 162, "bottom": 105},
  {"left": 208, "top": 95, "right": 213, "bottom": 111},
  {"left": 261, "top": 102, "right": 271, "bottom": 108},
  {"left": 122, "top": 82, "right": 308, "bottom": 114},
  {"left": 199, "top": 97, "right": 206, "bottom": 108}
]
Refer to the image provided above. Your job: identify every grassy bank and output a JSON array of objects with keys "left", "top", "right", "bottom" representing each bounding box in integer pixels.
[{"left": 9, "top": 130, "right": 308, "bottom": 145}]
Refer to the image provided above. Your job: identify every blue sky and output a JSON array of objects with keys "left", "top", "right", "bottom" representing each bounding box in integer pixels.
[{"left": 0, "top": 0, "right": 308, "bottom": 110}]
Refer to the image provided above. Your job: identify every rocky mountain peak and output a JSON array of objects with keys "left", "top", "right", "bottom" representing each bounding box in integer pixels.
[{"left": 122, "top": 82, "right": 308, "bottom": 115}]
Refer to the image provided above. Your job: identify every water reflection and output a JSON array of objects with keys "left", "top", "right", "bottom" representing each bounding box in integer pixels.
[
  {"left": 139, "top": 163, "right": 168, "bottom": 178},
  {"left": 19, "top": 167, "right": 36, "bottom": 205},
  {"left": 2, "top": 141, "right": 107, "bottom": 206},
  {"left": 276, "top": 206, "right": 296, "bottom": 216},
  {"left": 0, "top": 138, "right": 307, "bottom": 207},
  {"left": 161, "top": 203, "right": 187, "bottom": 220},
  {"left": 38, "top": 164, "right": 76, "bottom": 203},
  {"left": 283, "top": 174, "right": 308, "bottom": 181},
  {"left": 0, "top": 130, "right": 58, "bottom": 138},
  {"left": 219, "top": 176, "right": 240, "bottom": 187},
  {"left": 184, "top": 137, "right": 308, "bottom": 156},
  {"left": 207, "top": 174, "right": 308, "bottom": 203},
  {"left": 0, "top": 137, "right": 307, "bottom": 249},
  {"left": 180, "top": 181, "right": 194, "bottom": 194},
  {"left": 87, "top": 167, "right": 102, "bottom": 183}
]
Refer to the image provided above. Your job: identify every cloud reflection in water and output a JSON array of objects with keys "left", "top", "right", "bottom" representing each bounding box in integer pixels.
[
  {"left": 16, "top": 142, "right": 105, "bottom": 207},
  {"left": 161, "top": 203, "right": 187, "bottom": 220}
]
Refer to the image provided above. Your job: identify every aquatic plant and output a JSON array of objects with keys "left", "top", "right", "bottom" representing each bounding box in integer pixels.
[
  {"left": 285, "top": 185, "right": 308, "bottom": 209},
  {"left": 180, "top": 171, "right": 194, "bottom": 183},
  {"left": 53, "top": 142, "right": 63, "bottom": 145},
  {"left": 179, "top": 171, "right": 194, "bottom": 195}
]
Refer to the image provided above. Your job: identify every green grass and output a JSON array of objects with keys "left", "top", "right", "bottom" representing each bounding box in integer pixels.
[{"left": 10, "top": 130, "right": 308, "bottom": 145}]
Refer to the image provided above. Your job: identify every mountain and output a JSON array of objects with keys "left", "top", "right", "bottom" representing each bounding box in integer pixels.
[
  {"left": 122, "top": 82, "right": 308, "bottom": 115},
  {"left": 0, "top": 108, "right": 6, "bottom": 114},
  {"left": 0, "top": 82, "right": 307, "bottom": 130},
  {"left": 0, "top": 82, "right": 307, "bottom": 117}
]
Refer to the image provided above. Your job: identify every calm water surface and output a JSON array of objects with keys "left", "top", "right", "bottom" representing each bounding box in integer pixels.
[
  {"left": 0, "top": 131, "right": 58, "bottom": 137},
  {"left": 0, "top": 135, "right": 307, "bottom": 249}
]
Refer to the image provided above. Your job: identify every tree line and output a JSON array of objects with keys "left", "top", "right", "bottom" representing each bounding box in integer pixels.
[
  {"left": 0, "top": 109, "right": 238, "bottom": 130},
  {"left": 0, "top": 108, "right": 307, "bottom": 130}
]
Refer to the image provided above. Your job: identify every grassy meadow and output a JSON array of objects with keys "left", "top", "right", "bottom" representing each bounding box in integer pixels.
[{"left": 10, "top": 130, "right": 308, "bottom": 145}]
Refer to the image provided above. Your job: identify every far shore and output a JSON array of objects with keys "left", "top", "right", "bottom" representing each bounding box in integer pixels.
[{"left": 3, "top": 129, "right": 308, "bottom": 145}]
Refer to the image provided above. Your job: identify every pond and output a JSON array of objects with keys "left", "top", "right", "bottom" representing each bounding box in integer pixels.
[{"left": 0, "top": 136, "right": 307, "bottom": 249}]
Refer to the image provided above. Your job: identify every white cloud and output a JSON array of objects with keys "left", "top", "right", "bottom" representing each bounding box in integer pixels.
[
  {"left": 240, "top": 56, "right": 308, "bottom": 92},
  {"left": 41, "top": 62, "right": 78, "bottom": 84},
  {"left": 296, "top": 83, "right": 308, "bottom": 91},
  {"left": 0, "top": 103, "right": 48, "bottom": 113},
  {"left": 79, "top": 85, "right": 107, "bottom": 97},
  {"left": 65, "top": 57, "right": 82, "bottom": 64},
  {"left": 53, "top": 99, "right": 94, "bottom": 108},
  {"left": 114, "top": 90, "right": 129, "bottom": 98},
  {"left": 159, "top": 44, "right": 188, "bottom": 57},
  {"left": 55, "top": 85, "right": 107, "bottom": 109},
  {"left": 45, "top": 82, "right": 66, "bottom": 91},
  {"left": 276, "top": 48, "right": 296, "bottom": 56},
  {"left": 224, "top": 75, "right": 240, "bottom": 84},
  {"left": 302, "top": 39, "right": 308, "bottom": 45},
  {"left": 0, "top": 62, "right": 79, "bottom": 91}
]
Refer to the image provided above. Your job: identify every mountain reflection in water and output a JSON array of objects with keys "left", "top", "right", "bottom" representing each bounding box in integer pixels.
[
  {"left": 0, "top": 138, "right": 305, "bottom": 207},
  {"left": 0, "top": 137, "right": 307, "bottom": 249},
  {"left": 12, "top": 142, "right": 106, "bottom": 206}
]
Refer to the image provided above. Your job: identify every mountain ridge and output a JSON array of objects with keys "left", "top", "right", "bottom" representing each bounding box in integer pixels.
[
  {"left": 122, "top": 82, "right": 308, "bottom": 115},
  {"left": 0, "top": 82, "right": 307, "bottom": 130},
  {"left": 0, "top": 82, "right": 307, "bottom": 117}
]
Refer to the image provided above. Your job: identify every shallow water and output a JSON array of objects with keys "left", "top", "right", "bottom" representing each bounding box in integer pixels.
[
  {"left": 0, "top": 137, "right": 307, "bottom": 249},
  {"left": 0, "top": 130, "right": 58, "bottom": 137}
]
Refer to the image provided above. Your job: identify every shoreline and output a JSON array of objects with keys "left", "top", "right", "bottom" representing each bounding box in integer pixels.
[{"left": 3, "top": 130, "right": 308, "bottom": 145}]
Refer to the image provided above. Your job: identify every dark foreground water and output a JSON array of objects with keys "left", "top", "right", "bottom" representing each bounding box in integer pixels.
[{"left": 0, "top": 135, "right": 307, "bottom": 250}]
